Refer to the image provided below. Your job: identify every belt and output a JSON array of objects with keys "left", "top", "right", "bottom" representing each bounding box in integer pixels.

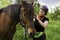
[{"left": 34, "top": 32, "right": 44, "bottom": 38}]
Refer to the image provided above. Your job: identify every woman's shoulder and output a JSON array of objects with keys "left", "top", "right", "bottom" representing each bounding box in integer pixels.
[{"left": 44, "top": 16, "right": 49, "bottom": 21}]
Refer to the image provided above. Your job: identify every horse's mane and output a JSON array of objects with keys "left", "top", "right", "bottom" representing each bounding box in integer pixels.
[
  {"left": 0, "top": 8, "right": 5, "bottom": 13},
  {"left": 1, "top": 4, "right": 21, "bottom": 20}
]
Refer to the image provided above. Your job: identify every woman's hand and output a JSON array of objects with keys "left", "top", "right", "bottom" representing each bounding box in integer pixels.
[
  {"left": 36, "top": 15, "right": 40, "bottom": 21},
  {"left": 36, "top": 15, "right": 48, "bottom": 28}
]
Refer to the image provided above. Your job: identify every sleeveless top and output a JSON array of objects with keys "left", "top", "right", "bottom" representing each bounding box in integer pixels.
[{"left": 34, "top": 17, "right": 49, "bottom": 32}]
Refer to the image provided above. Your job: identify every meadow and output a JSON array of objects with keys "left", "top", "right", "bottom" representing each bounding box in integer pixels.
[
  {"left": 13, "top": 20, "right": 60, "bottom": 40},
  {"left": 0, "top": 0, "right": 60, "bottom": 40}
]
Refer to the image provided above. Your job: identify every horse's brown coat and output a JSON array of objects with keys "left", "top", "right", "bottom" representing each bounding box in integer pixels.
[{"left": 0, "top": 1, "right": 36, "bottom": 40}]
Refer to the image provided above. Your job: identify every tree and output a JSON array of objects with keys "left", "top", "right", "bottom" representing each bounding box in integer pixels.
[
  {"left": 33, "top": 0, "right": 40, "bottom": 14},
  {"left": 50, "top": 6, "right": 60, "bottom": 21},
  {"left": 0, "top": 0, "right": 11, "bottom": 8}
]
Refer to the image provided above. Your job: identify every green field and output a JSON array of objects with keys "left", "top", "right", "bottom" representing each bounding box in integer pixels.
[
  {"left": 13, "top": 20, "right": 60, "bottom": 40},
  {"left": 0, "top": 0, "right": 60, "bottom": 40}
]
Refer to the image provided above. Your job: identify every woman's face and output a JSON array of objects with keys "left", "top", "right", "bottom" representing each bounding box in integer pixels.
[{"left": 39, "top": 9, "right": 45, "bottom": 16}]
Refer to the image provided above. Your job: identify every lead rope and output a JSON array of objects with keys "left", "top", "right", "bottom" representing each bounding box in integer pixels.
[
  {"left": 25, "top": 25, "right": 29, "bottom": 40},
  {"left": 25, "top": 25, "right": 33, "bottom": 40}
]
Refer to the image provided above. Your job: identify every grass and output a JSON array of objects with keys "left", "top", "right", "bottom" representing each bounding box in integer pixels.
[
  {"left": 13, "top": 20, "right": 60, "bottom": 40},
  {"left": 45, "top": 21, "right": 60, "bottom": 40}
]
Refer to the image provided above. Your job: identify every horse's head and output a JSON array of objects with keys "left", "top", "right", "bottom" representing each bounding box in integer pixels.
[{"left": 20, "top": 1, "right": 36, "bottom": 35}]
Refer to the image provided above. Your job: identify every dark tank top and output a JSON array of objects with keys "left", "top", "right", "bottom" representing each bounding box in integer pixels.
[{"left": 34, "top": 17, "right": 49, "bottom": 32}]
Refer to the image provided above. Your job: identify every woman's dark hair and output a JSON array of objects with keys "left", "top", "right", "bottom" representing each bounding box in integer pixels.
[{"left": 40, "top": 5, "right": 48, "bottom": 15}]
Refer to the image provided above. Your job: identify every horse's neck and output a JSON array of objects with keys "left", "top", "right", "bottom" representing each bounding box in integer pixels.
[{"left": 7, "top": 4, "right": 21, "bottom": 20}]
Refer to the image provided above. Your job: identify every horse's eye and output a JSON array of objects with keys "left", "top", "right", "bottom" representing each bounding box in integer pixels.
[{"left": 24, "top": 9, "right": 26, "bottom": 11}]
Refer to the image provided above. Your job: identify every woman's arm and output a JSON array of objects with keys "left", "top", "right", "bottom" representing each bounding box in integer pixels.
[
  {"left": 38, "top": 20, "right": 48, "bottom": 28},
  {"left": 36, "top": 16, "right": 48, "bottom": 28}
]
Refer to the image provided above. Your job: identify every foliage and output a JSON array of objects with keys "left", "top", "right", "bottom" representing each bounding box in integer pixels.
[
  {"left": 15, "top": 0, "right": 22, "bottom": 3},
  {"left": 45, "top": 20, "right": 60, "bottom": 40},
  {"left": 34, "top": 2, "right": 40, "bottom": 14},
  {"left": 49, "top": 7, "right": 60, "bottom": 21},
  {"left": 13, "top": 24, "right": 25, "bottom": 40},
  {"left": 0, "top": 0, "right": 11, "bottom": 8}
]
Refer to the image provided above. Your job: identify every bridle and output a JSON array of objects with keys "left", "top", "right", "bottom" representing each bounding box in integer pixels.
[
  {"left": 19, "top": 7, "right": 25, "bottom": 27},
  {"left": 19, "top": 1, "right": 35, "bottom": 40},
  {"left": 19, "top": 6, "right": 29, "bottom": 40}
]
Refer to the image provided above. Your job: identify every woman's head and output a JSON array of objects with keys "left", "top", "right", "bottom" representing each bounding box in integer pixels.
[{"left": 39, "top": 5, "right": 48, "bottom": 16}]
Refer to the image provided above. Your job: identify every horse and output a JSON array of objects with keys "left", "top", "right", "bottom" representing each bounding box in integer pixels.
[{"left": 0, "top": 1, "right": 36, "bottom": 40}]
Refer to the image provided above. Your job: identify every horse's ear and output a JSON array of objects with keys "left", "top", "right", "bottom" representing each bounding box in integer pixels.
[
  {"left": 31, "top": 0, "right": 34, "bottom": 6},
  {"left": 21, "top": 1, "right": 27, "bottom": 7},
  {"left": 21, "top": 1, "right": 24, "bottom": 7},
  {"left": 21, "top": 0, "right": 34, "bottom": 6}
]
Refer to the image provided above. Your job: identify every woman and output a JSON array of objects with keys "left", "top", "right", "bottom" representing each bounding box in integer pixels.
[{"left": 33, "top": 5, "right": 49, "bottom": 40}]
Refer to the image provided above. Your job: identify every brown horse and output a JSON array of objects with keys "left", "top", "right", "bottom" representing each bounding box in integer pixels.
[{"left": 0, "top": 1, "right": 36, "bottom": 40}]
